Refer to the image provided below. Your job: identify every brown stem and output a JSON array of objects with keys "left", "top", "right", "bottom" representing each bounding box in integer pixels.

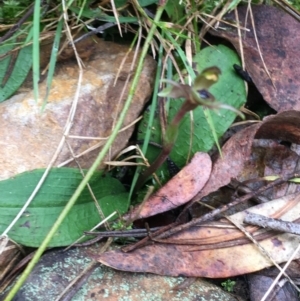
[
  {"left": 134, "top": 145, "right": 172, "bottom": 191},
  {"left": 135, "top": 99, "right": 197, "bottom": 192}
]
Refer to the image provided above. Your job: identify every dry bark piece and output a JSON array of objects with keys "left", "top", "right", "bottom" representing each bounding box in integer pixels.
[
  {"left": 124, "top": 152, "right": 212, "bottom": 221},
  {"left": 210, "top": 5, "right": 300, "bottom": 112}
]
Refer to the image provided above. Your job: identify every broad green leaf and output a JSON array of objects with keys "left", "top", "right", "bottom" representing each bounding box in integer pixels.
[
  {"left": 138, "top": 45, "right": 246, "bottom": 183},
  {"left": 0, "top": 36, "right": 32, "bottom": 102},
  {"left": 0, "top": 168, "right": 129, "bottom": 247}
]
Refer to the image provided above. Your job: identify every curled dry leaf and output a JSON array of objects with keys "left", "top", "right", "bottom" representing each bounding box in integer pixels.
[
  {"left": 96, "top": 193, "right": 300, "bottom": 277},
  {"left": 125, "top": 152, "right": 212, "bottom": 221},
  {"left": 210, "top": 5, "right": 300, "bottom": 112},
  {"left": 255, "top": 110, "right": 300, "bottom": 143}
]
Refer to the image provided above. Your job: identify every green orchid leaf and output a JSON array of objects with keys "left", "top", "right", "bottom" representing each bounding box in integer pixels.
[
  {"left": 0, "top": 168, "right": 129, "bottom": 247},
  {"left": 138, "top": 44, "right": 246, "bottom": 184}
]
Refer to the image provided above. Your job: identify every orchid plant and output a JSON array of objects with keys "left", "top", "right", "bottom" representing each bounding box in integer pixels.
[{"left": 136, "top": 66, "right": 243, "bottom": 189}]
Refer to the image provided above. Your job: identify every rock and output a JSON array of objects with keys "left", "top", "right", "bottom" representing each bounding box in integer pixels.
[
  {"left": 2, "top": 245, "right": 241, "bottom": 301},
  {"left": 247, "top": 266, "right": 300, "bottom": 301},
  {"left": 0, "top": 35, "right": 156, "bottom": 180}
]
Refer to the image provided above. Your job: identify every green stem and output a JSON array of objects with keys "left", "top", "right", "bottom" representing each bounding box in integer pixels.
[
  {"left": 32, "top": 0, "right": 41, "bottom": 101},
  {"left": 136, "top": 98, "right": 196, "bottom": 189},
  {"left": 4, "top": 3, "right": 167, "bottom": 301}
]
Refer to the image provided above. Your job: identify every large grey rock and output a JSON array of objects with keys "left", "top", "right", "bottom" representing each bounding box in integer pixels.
[{"left": 3, "top": 245, "right": 241, "bottom": 301}]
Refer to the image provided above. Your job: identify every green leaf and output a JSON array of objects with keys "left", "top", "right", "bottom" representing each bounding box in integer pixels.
[
  {"left": 164, "top": 0, "right": 185, "bottom": 23},
  {"left": 0, "top": 36, "right": 32, "bottom": 102},
  {"left": 138, "top": 45, "right": 246, "bottom": 183},
  {"left": 0, "top": 168, "right": 129, "bottom": 247}
]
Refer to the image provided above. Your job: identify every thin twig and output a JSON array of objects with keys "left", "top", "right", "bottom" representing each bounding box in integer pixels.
[{"left": 84, "top": 227, "right": 161, "bottom": 238}]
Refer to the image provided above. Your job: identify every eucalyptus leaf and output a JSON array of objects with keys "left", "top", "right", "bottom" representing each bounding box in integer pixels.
[
  {"left": 138, "top": 45, "right": 246, "bottom": 183},
  {"left": 0, "top": 168, "right": 129, "bottom": 247}
]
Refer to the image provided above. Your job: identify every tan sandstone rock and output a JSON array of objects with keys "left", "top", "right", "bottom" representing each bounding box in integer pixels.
[{"left": 0, "top": 35, "right": 156, "bottom": 180}]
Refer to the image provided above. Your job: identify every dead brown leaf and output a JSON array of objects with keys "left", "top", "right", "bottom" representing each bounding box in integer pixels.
[
  {"left": 190, "top": 123, "right": 261, "bottom": 203},
  {"left": 124, "top": 152, "right": 212, "bottom": 221},
  {"left": 210, "top": 5, "right": 300, "bottom": 112},
  {"left": 96, "top": 193, "right": 300, "bottom": 277}
]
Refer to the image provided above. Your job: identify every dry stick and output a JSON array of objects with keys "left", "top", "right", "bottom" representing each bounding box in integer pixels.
[
  {"left": 122, "top": 222, "right": 177, "bottom": 252},
  {"left": 244, "top": 213, "right": 300, "bottom": 236},
  {"left": 64, "top": 211, "right": 117, "bottom": 250},
  {"left": 84, "top": 227, "right": 161, "bottom": 238},
  {"left": 75, "top": 227, "right": 162, "bottom": 248},
  {"left": 123, "top": 174, "right": 296, "bottom": 252}
]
